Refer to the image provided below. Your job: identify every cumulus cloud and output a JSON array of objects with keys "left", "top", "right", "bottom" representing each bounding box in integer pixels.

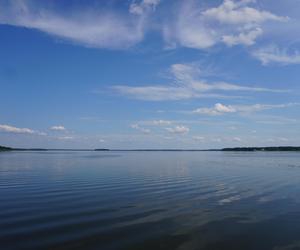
[
  {"left": 222, "top": 27, "right": 262, "bottom": 46},
  {"left": 50, "top": 125, "right": 66, "bottom": 131},
  {"left": 0, "top": 124, "right": 46, "bottom": 135},
  {"left": 253, "top": 45, "right": 300, "bottom": 65},
  {"left": 0, "top": 0, "right": 159, "bottom": 49},
  {"left": 166, "top": 125, "right": 189, "bottom": 135},
  {"left": 202, "top": 0, "right": 287, "bottom": 25},
  {"left": 113, "top": 63, "right": 286, "bottom": 101},
  {"left": 0, "top": 124, "right": 34, "bottom": 134},
  {"left": 193, "top": 102, "right": 299, "bottom": 115},
  {"left": 163, "top": 0, "right": 287, "bottom": 49},
  {"left": 194, "top": 103, "right": 236, "bottom": 115}
]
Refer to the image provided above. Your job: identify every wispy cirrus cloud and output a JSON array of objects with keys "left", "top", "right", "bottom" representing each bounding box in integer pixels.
[
  {"left": 131, "top": 124, "right": 151, "bottom": 134},
  {"left": 112, "top": 63, "right": 287, "bottom": 101},
  {"left": 192, "top": 102, "right": 299, "bottom": 116},
  {"left": 253, "top": 45, "right": 300, "bottom": 65},
  {"left": 251, "top": 114, "right": 299, "bottom": 125},
  {"left": 0, "top": 0, "right": 160, "bottom": 49}
]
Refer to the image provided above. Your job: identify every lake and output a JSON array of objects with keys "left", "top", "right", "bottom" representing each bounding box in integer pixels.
[{"left": 1, "top": 151, "right": 300, "bottom": 250}]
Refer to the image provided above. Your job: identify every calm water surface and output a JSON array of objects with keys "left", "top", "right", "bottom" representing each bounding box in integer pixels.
[{"left": 1, "top": 151, "right": 300, "bottom": 250}]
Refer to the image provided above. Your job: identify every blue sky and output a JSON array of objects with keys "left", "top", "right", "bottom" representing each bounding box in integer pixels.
[{"left": 0, "top": 0, "right": 300, "bottom": 149}]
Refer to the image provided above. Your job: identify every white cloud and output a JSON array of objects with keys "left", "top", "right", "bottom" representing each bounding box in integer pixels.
[
  {"left": 163, "top": 2, "right": 217, "bottom": 50},
  {"left": 50, "top": 125, "right": 66, "bottom": 131},
  {"left": 0, "top": 0, "right": 160, "bottom": 49},
  {"left": 113, "top": 85, "right": 198, "bottom": 101},
  {"left": 141, "top": 120, "right": 173, "bottom": 126},
  {"left": 251, "top": 114, "right": 299, "bottom": 125},
  {"left": 233, "top": 137, "right": 242, "bottom": 142},
  {"left": 166, "top": 125, "right": 189, "bottom": 135},
  {"left": 222, "top": 27, "right": 262, "bottom": 46},
  {"left": 113, "top": 63, "right": 285, "bottom": 101},
  {"left": 278, "top": 137, "right": 289, "bottom": 142},
  {"left": 130, "top": 0, "right": 160, "bottom": 15},
  {"left": 0, "top": 0, "right": 290, "bottom": 51},
  {"left": 131, "top": 124, "right": 151, "bottom": 134},
  {"left": 266, "top": 137, "right": 290, "bottom": 143},
  {"left": 0, "top": 124, "right": 46, "bottom": 136},
  {"left": 57, "top": 136, "right": 74, "bottom": 140},
  {"left": 163, "top": 1, "right": 217, "bottom": 49},
  {"left": 170, "top": 63, "right": 280, "bottom": 92},
  {"left": 193, "top": 102, "right": 298, "bottom": 115},
  {"left": 212, "top": 138, "right": 222, "bottom": 143},
  {"left": 193, "top": 136, "right": 205, "bottom": 141},
  {"left": 194, "top": 103, "right": 236, "bottom": 115},
  {"left": 0, "top": 124, "right": 34, "bottom": 134},
  {"left": 163, "top": 0, "right": 287, "bottom": 49},
  {"left": 253, "top": 45, "right": 300, "bottom": 65},
  {"left": 202, "top": 0, "right": 287, "bottom": 25}
]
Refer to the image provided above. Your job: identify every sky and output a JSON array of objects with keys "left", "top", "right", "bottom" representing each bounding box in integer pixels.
[{"left": 0, "top": 0, "right": 300, "bottom": 149}]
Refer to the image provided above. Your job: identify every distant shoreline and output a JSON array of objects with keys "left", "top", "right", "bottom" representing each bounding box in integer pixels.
[{"left": 1, "top": 145, "right": 300, "bottom": 152}]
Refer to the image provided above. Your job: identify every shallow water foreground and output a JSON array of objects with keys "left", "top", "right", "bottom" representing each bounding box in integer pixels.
[{"left": 1, "top": 151, "right": 300, "bottom": 250}]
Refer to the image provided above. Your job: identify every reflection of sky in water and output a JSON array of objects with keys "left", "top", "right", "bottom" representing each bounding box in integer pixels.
[{"left": 0, "top": 151, "right": 300, "bottom": 249}]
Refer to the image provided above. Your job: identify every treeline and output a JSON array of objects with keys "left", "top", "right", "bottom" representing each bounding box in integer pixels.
[
  {"left": 0, "top": 145, "right": 47, "bottom": 151},
  {"left": 222, "top": 147, "right": 300, "bottom": 151},
  {"left": 0, "top": 145, "right": 13, "bottom": 151},
  {"left": 2, "top": 145, "right": 300, "bottom": 152}
]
